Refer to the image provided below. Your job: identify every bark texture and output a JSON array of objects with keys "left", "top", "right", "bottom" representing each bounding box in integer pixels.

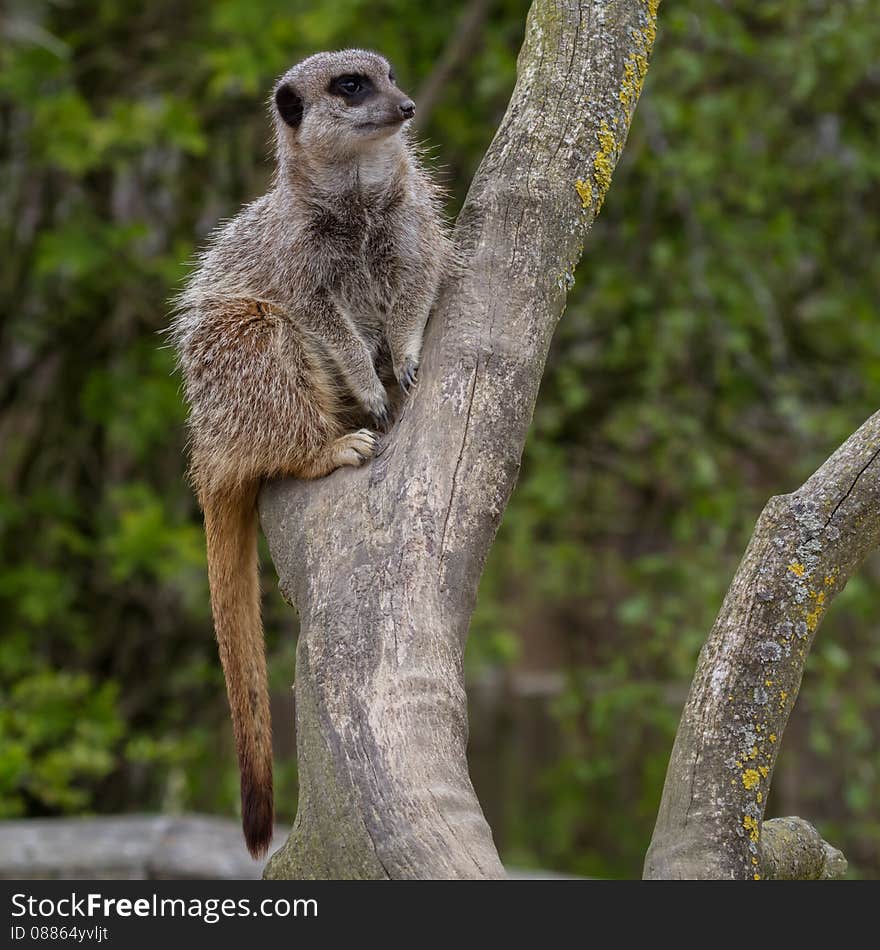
[
  {"left": 260, "top": 0, "right": 661, "bottom": 879},
  {"left": 761, "top": 818, "right": 846, "bottom": 881},
  {"left": 645, "top": 411, "right": 880, "bottom": 879}
]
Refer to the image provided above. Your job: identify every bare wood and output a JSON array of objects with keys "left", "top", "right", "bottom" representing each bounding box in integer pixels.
[
  {"left": 260, "top": 0, "right": 661, "bottom": 879},
  {"left": 645, "top": 411, "right": 880, "bottom": 879}
]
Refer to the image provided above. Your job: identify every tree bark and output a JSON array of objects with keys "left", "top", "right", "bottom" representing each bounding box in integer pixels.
[
  {"left": 761, "top": 818, "right": 846, "bottom": 881},
  {"left": 645, "top": 411, "right": 880, "bottom": 879},
  {"left": 260, "top": 0, "right": 661, "bottom": 880}
]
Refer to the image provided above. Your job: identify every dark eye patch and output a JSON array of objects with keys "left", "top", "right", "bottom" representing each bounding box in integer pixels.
[
  {"left": 389, "top": 67, "right": 396, "bottom": 83},
  {"left": 328, "top": 73, "right": 374, "bottom": 104}
]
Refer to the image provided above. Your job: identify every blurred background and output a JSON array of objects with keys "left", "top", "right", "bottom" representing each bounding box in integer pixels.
[{"left": 2, "top": 0, "right": 879, "bottom": 879}]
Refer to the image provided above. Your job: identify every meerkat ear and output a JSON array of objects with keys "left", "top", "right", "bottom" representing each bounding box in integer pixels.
[{"left": 275, "top": 83, "right": 303, "bottom": 128}]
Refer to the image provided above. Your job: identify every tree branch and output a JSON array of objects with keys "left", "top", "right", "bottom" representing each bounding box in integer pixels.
[
  {"left": 645, "top": 411, "right": 880, "bottom": 879},
  {"left": 259, "top": 0, "right": 661, "bottom": 880},
  {"left": 761, "top": 817, "right": 847, "bottom": 880}
]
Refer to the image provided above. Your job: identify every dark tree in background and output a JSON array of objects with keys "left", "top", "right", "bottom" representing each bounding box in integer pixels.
[{"left": 2, "top": 0, "right": 879, "bottom": 877}]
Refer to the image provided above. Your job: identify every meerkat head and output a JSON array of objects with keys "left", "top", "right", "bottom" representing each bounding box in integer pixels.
[{"left": 272, "top": 49, "right": 415, "bottom": 162}]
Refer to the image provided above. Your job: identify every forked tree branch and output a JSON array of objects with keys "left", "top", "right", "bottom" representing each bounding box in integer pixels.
[
  {"left": 259, "top": 0, "right": 661, "bottom": 879},
  {"left": 645, "top": 411, "right": 880, "bottom": 879}
]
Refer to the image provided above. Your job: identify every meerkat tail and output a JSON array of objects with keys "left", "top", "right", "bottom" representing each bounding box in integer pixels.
[{"left": 202, "top": 481, "right": 274, "bottom": 859}]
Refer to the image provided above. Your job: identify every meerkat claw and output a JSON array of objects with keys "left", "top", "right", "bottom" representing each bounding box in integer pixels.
[
  {"left": 370, "top": 405, "right": 390, "bottom": 432},
  {"left": 398, "top": 357, "right": 419, "bottom": 394},
  {"left": 352, "top": 428, "right": 378, "bottom": 460},
  {"left": 333, "top": 428, "right": 378, "bottom": 467}
]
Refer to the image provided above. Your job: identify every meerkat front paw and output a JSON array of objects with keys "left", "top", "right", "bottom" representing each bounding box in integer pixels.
[
  {"left": 396, "top": 356, "right": 419, "bottom": 394},
  {"left": 361, "top": 387, "right": 391, "bottom": 432},
  {"left": 332, "top": 428, "right": 378, "bottom": 468}
]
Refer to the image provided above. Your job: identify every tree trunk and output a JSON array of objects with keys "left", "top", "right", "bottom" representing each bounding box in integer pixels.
[
  {"left": 645, "top": 411, "right": 880, "bottom": 879},
  {"left": 260, "top": 0, "right": 661, "bottom": 880}
]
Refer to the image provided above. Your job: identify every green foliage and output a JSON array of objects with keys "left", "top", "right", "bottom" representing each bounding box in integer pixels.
[
  {"left": 0, "top": 671, "right": 124, "bottom": 815},
  {"left": 1, "top": 0, "right": 879, "bottom": 878}
]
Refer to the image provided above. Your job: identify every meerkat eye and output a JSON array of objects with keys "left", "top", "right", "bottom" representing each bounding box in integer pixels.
[
  {"left": 388, "top": 68, "right": 396, "bottom": 84},
  {"left": 329, "top": 74, "right": 373, "bottom": 101}
]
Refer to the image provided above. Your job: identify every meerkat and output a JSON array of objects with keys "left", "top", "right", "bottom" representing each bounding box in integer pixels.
[{"left": 169, "top": 49, "right": 451, "bottom": 858}]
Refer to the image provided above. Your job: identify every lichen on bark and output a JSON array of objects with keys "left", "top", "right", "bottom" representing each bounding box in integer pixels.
[{"left": 645, "top": 411, "right": 880, "bottom": 879}]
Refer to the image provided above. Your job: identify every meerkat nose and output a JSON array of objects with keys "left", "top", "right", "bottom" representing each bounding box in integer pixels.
[{"left": 398, "top": 100, "right": 416, "bottom": 119}]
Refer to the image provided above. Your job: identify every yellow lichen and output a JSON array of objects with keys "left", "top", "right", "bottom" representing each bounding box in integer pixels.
[
  {"left": 619, "top": 60, "right": 638, "bottom": 110},
  {"left": 805, "top": 604, "right": 823, "bottom": 631},
  {"left": 574, "top": 179, "right": 592, "bottom": 210},
  {"left": 748, "top": 746, "right": 758, "bottom": 759},
  {"left": 591, "top": 121, "right": 617, "bottom": 213},
  {"left": 743, "top": 815, "right": 760, "bottom": 842},
  {"left": 769, "top": 733, "right": 777, "bottom": 743},
  {"left": 754, "top": 873, "right": 761, "bottom": 881},
  {"left": 788, "top": 562, "right": 806, "bottom": 577},
  {"left": 608, "top": 0, "right": 660, "bottom": 197},
  {"left": 615, "top": 1, "right": 659, "bottom": 157},
  {"left": 742, "top": 769, "right": 761, "bottom": 790},
  {"left": 757, "top": 791, "right": 763, "bottom": 803},
  {"left": 759, "top": 766, "right": 770, "bottom": 778}
]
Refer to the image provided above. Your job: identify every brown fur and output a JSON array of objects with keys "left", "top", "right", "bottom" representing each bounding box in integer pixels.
[{"left": 168, "top": 50, "right": 451, "bottom": 858}]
